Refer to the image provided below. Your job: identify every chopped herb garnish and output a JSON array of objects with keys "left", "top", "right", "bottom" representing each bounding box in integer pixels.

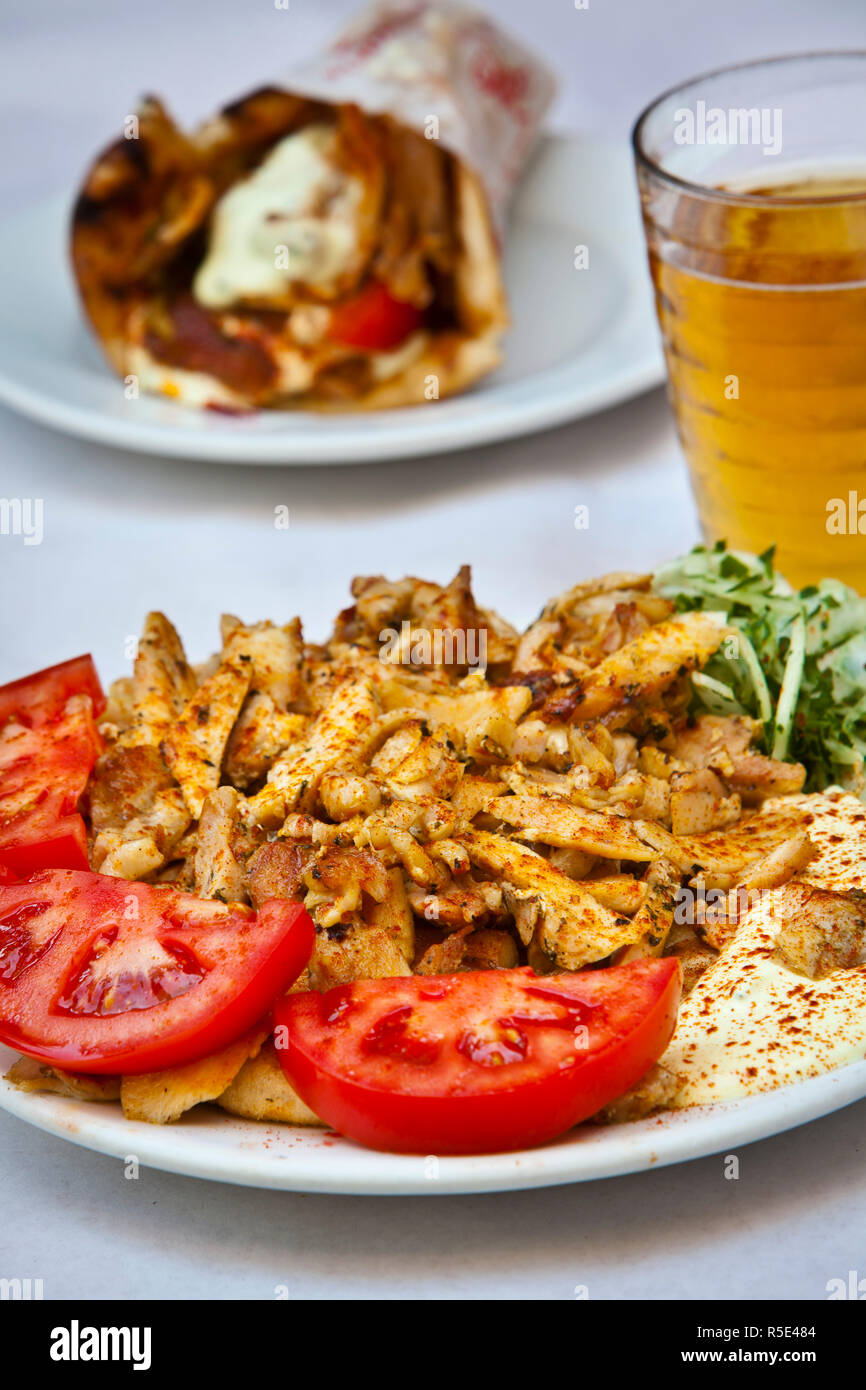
[{"left": 653, "top": 543, "right": 866, "bottom": 796}]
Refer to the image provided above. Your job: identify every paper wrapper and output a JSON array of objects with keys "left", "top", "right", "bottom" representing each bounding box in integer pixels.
[{"left": 283, "top": 0, "right": 557, "bottom": 234}]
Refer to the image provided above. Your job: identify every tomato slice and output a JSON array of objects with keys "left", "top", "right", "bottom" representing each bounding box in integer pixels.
[
  {"left": 328, "top": 281, "right": 423, "bottom": 352},
  {"left": 0, "top": 871, "right": 315, "bottom": 1073},
  {"left": 0, "top": 700, "right": 101, "bottom": 875},
  {"left": 0, "top": 656, "right": 106, "bottom": 874},
  {"left": 276, "top": 960, "right": 681, "bottom": 1155},
  {"left": 0, "top": 655, "right": 105, "bottom": 729}
]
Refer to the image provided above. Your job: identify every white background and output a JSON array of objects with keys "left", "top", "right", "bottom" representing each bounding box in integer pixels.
[{"left": 2, "top": 0, "right": 866, "bottom": 1301}]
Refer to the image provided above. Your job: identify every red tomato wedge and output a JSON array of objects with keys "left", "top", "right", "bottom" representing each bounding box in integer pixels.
[
  {"left": 0, "top": 655, "right": 106, "bottom": 874},
  {"left": 0, "top": 700, "right": 101, "bottom": 875},
  {"left": 0, "top": 655, "right": 105, "bottom": 729},
  {"left": 276, "top": 960, "right": 681, "bottom": 1155},
  {"left": 0, "top": 871, "right": 315, "bottom": 1073},
  {"left": 328, "top": 281, "right": 423, "bottom": 352}
]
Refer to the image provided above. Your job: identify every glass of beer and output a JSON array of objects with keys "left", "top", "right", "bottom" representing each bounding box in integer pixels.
[{"left": 633, "top": 54, "right": 866, "bottom": 590}]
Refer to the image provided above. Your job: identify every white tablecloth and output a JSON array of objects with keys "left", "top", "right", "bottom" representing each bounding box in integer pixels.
[{"left": 2, "top": 0, "right": 865, "bottom": 1301}]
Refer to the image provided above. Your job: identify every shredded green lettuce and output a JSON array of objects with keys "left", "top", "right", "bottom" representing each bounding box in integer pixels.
[{"left": 652, "top": 542, "right": 866, "bottom": 796}]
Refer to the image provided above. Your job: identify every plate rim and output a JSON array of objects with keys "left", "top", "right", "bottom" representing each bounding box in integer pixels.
[
  {"left": 0, "top": 133, "right": 665, "bottom": 465},
  {"left": 2, "top": 1048, "right": 864, "bottom": 1195}
]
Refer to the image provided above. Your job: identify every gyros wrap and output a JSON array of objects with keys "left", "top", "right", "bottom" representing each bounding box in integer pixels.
[{"left": 71, "top": 1, "right": 555, "bottom": 411}]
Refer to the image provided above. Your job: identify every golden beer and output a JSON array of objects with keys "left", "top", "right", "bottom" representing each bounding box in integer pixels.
[{"left": 635, "top": 58, "right": 866, "bottom": 589}]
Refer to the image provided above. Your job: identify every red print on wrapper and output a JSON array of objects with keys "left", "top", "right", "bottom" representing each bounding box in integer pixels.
[{"left": 326, "top": 4, "right": 428, "bottom": 80}]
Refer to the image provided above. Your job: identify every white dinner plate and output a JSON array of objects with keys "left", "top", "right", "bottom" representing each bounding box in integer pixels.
[
  {"left": 2, "top": 1044, "right": 864, "bottom": 1195},
  {"left": 0, "top": 136, "right": 663, "bottom": 465}
]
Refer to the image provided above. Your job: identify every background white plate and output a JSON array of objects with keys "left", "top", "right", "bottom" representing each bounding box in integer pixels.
[
  {"left": 2, "top": 1045, "right": 865, "bottom": 1195},
  {"left": 0, "top": 136, "right": 664, "bottom": 465}
]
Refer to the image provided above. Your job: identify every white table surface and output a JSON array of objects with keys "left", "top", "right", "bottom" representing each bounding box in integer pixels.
[{"left": 2, "top": 0, "right": 866, "bottom": 1301}]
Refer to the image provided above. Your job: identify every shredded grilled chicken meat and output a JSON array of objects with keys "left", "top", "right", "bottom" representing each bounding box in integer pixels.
[
  {"left": 91, "top": 566, "right": 812, "bottom": 982},
  {"left": 12, "top": 565, "right": 817, "bottom": 1123}
]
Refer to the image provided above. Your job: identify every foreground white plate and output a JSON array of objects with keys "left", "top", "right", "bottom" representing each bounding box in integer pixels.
[
  {"left": 2, "top": 1044, "right": 864, "bottom": 1194},
  {"left": 0, "top": 136, "right": 663, "bottom": 465}
]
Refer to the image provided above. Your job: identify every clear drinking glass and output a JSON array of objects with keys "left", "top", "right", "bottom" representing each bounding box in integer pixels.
[{"left": 633, "top": 54, "right": 866, "bottom": 590}]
